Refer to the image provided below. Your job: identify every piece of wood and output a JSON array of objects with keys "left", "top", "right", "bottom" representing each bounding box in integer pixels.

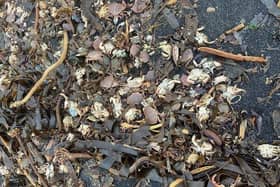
[
  {"left": 198, "top": 47, "right": 267, "bottom": 64},
  {"left": 225, "top": 23, "right": 245, "bottom": 34}
]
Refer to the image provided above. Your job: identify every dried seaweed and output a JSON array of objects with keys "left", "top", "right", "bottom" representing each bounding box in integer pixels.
[{"left": 0, "top": 0, "right": 278, "bottom": 186}]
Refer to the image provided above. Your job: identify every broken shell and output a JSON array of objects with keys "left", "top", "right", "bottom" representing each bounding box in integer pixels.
[
  {"left": 197, "top": 93, "right": 214, "bottom": 107},
  {"left": 75, "top": 68, "right": 86, "bottom": 86},
  {"left": 181, "top": 49, "right": 193, "bottom": 64},
  {"left": 186, "top": 153, "right": 199, "bottom": 164},
  {"left": 99, "top": 41, "right": 115, "bottom": 55},
  {"left": 257, "top": 144, "right": 280, "bottom": 158},
  {"left": 77, "top": 124, "right": 92, "bottom": 136},
  {"left": 139, "top": 50, "right": 150, "bottom": 63},
  {"left": 125, "top": 108, "right": 142, "bottom": 122},
  {"left": 213, "top": 75, "right": 229, "bottom": 85},
  {"left": 100, "top": 75, "right": 119, "bottom": 88},
  {"left": 206, "top": 7, "right": 216, "bottom": 13},
  {"left": 127, "top": 92, "right": 144, "bottom": 105},
  {"left": 191, "top": 135, "right": 214, "bottom": 155},
  {"left": 110, "top": 96, "right": 123, "bottom": 118},
  {"left": 63, "top": 116, "right": 74, "bottom": 132},
  {"left": 126, "top": 76, "right": 145, "bottom": 88},
  {"left": 181, "top": 128, "right": 190, "bottom": 135},
  {"left": 197, "top": 106, "right": 210, "bottom": 122},
  {"left": 180, "top": 74, "right": 191, "bottom": 86},
  {"left": 143, "top": 106, "right": 159, "bottom": 124},
  {"left": 112, "top": 49, "right": 127, "bottom": 58},
  {"left": 93, "top": 37, "right": 102, "bottom": 50},
  {"left": 172, "top": 45, "right": 179, "bottom": 65},
  {"left": 39, "top": 1, "right": 48, "bottom": 9},
  {"left": 90, "top": 102, "right": 110, "bottom": 121},
  {"left": 202, "top": 129, "right": 223, "bottom": 146},
  {"left": 200, "top": 58, "right": 222, "bottom": 73},
  {"left": 130, "top": 44, "right": 140, "bottom": 57},
  {"left": 67, "top": 101, "right": 81, "bottom": 117},
  {"left": 159, "top": 42, "right": 172, "bottom": 59},
  {"left": 222, "top": 85, "right": 245, "bottom": 104},
  {"left": 239, "top": 119, "right": 247, "bottom": 140},
  {"left": 217, "top": 102, "right": 230, "bottom": 113},
  {"left": 195, "top": 31, "right": 215, "bottom": 45},
  {"left": 86, "top": 50, "right": 104, "bottom": 62}
]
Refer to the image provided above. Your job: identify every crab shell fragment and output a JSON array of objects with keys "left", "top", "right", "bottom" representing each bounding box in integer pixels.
[{"left": 257, "top": 144, "right": 280, "bottom": 158}]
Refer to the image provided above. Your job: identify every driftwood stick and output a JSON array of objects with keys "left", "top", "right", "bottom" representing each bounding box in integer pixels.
[
  {"left": 10, "top": 31, "right": 68, "bottom": 108},
  {"left": 34, "top": 0, "right": 40, "bottom": 33},
  {"left": 198, "top": 47, "right": 267, "bottom": 64}
]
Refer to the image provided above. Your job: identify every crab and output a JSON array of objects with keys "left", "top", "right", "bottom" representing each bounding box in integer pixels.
[
  {"left": 191, "top": 135, "right": 215, "bottom": 156},
  {"left": 257, "top": 144, "right": 280, "bottom": 158},
  {"left": 97, "top": 1, "right": 127, "bottom": 23}
]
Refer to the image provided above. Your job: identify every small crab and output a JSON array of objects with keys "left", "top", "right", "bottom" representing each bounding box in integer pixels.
[
  {"left": 191, "top": 135, "right": 215, "bottom": 156},
  {"left": 257, "top": 144, "right": 280, "bottom": 158},
  {"left": 187, "top": 68, "right": 210, "bottom": 84},
  {"left": 195, "top": 27, "right": 216, "bottom": 45},
  {"left": 97, "top": 1, "right": 127, "bottom": 23}
]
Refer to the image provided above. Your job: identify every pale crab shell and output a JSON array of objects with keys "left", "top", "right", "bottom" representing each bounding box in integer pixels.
[
  {"left": 45, "top": 164, "right": 55, "bottom": 181},
  {"left": 156, "top": 78, "right": 180, "bottom": 97},
  {"left": 0, "top": 166, "right": 10, "bottom": 175},
  {"left": 99, "top": 41, "right": 115, "bottom": 55},
  {"left": 110, "top": 96, "right": 123, "bottom": 118},
  {"left": 112, "top": 49, "right": 127, "bottom": 58},
  {"left": 197, "top": 106, "right": 211, "bottom": 122},
  {"left": 75, "top": 68, "right": 86, "bottom": 86},
  {"left": 77, "top": 124, "right": 91, "bottom": 136},
  {"left": 126, "top": 76, "right": 145, "bottom": 88},
  {"left": 257, "top": 144, "right": 280, "bottom": 158},
  {"left": 186, "top": 153, "right": 199, "bottom": 164},
  {"left": 125, "top": 108, "right": 142, "bottom": 122},
  {"left": 191, "top": 135, "right": 214, "bottom": 156},
  {"left": 91, "top": 102, "right": 110, "bottom": 121},
  {"left": 62, "top": 116, "right": 74, "bottom": 131},
  {"left": 195, "top": 31, "right": 215, "bottom": 45},
  {"left": 159, "top": 41, "right": 172, "bottom": 59},
  {"left": 187, "top": 68, "right": 210, "bottom": 84},
  {"left": 0, "top": 75, "right": 9, "bottom": 92},
  {"left": 213, "top": 75, "right": 229, "bottom": 85},
  {"left": 222, "top": 85, "right": 246, "bottom": 104},
  {"left": 60, "top": 94, "right": 82, "bottom": 117},
  {"left": 197, "top": 93, "right": 214, "bottom": 107},
  {"left": 200, "top": 58, "right": 222, "bottom": 73}
]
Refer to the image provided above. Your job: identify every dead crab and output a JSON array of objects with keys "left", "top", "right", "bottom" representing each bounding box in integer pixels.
[
  {"left": 191, "top": 135, "right": 215, "bottom": 156},
  {"left": 97, "top": 1, "right": 127, "bottom": 23}
]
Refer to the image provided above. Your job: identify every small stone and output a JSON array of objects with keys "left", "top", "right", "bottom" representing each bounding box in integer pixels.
[
  {"left": 206, "top": 7, "right": 216, "bottom": 13},
  {"left": 143, "top": 106, "right": 159, "bottom": 124},
  {"left": 127, "top": 92, "right": 144, "bottom": 105}
]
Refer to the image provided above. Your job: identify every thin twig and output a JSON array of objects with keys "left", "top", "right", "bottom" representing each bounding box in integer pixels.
[
  {"left": 34, "top": 0, "right": 40, "bottom": 33},
  {"left": 10, "top": 31, "right": 69, "bottom": 108},
  {"left": 198, "top": 47, "right": 267, "bottom": 64},
  {"left": 56, "top": 96, "right": 63, "bottom": 131},
  {"left": 2, "top": 131, "right": 39, "bottom": 186},
  {"left": 16, "top": 135, "right": 49, "bottom": 187},
  {"left": 225, "top": 23, "right": 245, "bottom": 34}
]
